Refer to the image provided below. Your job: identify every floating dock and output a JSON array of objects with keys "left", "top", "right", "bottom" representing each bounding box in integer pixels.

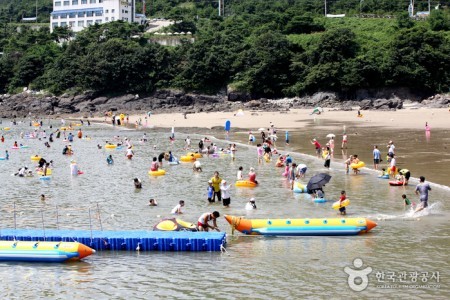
[{"left": 0, "top": 229, "right": 226, "bottom": 252}]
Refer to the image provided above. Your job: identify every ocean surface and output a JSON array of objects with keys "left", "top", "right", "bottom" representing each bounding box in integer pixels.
[{"left": 0, "top": 120, "right": 448, "bottom": 299}]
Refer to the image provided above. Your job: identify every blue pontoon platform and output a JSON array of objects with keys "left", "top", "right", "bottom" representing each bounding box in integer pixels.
[{"left": 0, "top": 229, "right": 226, "bottom": 252}]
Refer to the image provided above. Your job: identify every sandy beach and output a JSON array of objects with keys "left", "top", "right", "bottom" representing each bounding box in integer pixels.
[{"left": 117, "top": 106, "right": 449, "bottom": 131}]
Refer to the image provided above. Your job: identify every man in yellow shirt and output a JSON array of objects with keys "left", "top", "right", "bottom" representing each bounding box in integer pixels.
[{"left": 210, "top": 171, "right": 223, "bottom": 202}]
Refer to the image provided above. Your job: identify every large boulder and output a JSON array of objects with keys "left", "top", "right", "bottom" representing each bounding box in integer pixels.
[{"left": 359, "top": 99, "right": 372, "bottom": 110}]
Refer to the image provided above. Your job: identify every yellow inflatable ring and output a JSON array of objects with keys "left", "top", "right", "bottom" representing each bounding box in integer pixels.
[
  {"left": 105, "top": 144, "right": 117, "bottom": 149},
  {"left": 187, "top": 152, "right": 202, "bottom": 159},
  {"left": 387, "top": 167, "right": 398, "bottom": 176},
  {"left": 235, "top": 180, "right": 257, "bottom": 187},
  {"left": 37, "top": 169, "right": 52, "bottom": 175},
  {"left": 350, "top": 161, "right": 365, "bottom": 169},
  {"left": 3, "top": 127, "right": 10, "bottom": 130},
  {"left": 332, "top": 199, "right": 350, "bottom": 210},
  {"left": 148, "top": 169, "right": 166, "bottom": 176},
  {"left": 33, "top": 123, "right": 40, "bottom": 127},
  {"left": 31, "top": 156, "right": 41, "bottom": 161},
  {"left": 180, "top": 156, "right": 196, "bottom": 162}
]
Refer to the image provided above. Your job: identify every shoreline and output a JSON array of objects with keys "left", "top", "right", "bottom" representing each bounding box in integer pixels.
[
  {"left": 85, "top": 113, "right": 450, "bottom": 190},
  {"left": 88, "top": 106, "right": 450, "bottom": 131}
]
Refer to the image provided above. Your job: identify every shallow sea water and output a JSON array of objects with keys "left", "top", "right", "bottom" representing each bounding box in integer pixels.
[{"left": 0, "top": 121, "right": 448, "bottom": 299}]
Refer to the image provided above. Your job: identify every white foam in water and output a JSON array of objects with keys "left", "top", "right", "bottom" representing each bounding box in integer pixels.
[{"left": 369, "top": 202, "right": 441, "bottom": 221}]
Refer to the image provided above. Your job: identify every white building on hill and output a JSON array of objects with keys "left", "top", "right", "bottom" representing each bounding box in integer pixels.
[{"left": 51, "top": 0, "right": 143, "bottom": 33}]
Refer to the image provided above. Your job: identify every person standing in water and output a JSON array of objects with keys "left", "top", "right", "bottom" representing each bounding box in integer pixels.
[
  {"left": 341, "top": 133, "right": 348, "bottom": 149},
  {"left": 210, "top": 171, "right": 223, "bottom": 202},
  {"left": 373, "top": 145, "right": 381, "bottom": 170},
  {"left": 414, "top": 176, "right": 431, "bottom": 212}
]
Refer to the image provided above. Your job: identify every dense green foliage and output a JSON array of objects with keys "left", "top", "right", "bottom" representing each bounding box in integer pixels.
[{"left": 0, "top": 0, "right": 449, "bottom": 97}]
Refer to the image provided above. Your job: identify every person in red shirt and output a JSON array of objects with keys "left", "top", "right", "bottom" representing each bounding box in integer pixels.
[
  {"left": 339, "top": 190, "right": 347, "bottom": 215},
  {"left": 248, "top": 167, "right": 258, "bottom": 184},
  {"left": 311, "top": 139, "right": 322, "bottom": 158}
]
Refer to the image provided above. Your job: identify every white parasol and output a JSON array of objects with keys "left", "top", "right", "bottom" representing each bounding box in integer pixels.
[
  {"left": 258, "top": 128, "right": 266, "bottom": 131},
  {"left": 326, "top": 134, "right": 335, "bottom": 138},
  {"left": 235, "top": 109, "right": 245, "bottom": 117}
]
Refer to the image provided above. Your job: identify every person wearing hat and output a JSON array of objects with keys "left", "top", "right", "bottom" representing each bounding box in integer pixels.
[
  {"left": 245, "top": 198, "right": 257, "bottom": 210},
  {"left": 220, "top": 180, "right": 231, "bottom": 207},
  {"left": 248, "top": 167, "right": 258, "bottom": 184},
  {"left": 311, "top": 139, "right": 322, "bottom": 158}
]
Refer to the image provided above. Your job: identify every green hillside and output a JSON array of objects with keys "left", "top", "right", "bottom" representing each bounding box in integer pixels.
[{"left": 0, "top": 1, "right": 449, "bottom": 98}]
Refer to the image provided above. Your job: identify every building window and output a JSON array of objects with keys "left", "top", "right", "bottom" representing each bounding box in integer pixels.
[
  {"left": 63, "top": 1, "right": 69, "bottom": 6},
  {"left": 60, "top": 22, "right": 67, "bottom": 26},
  {"left": 77, "top": 12, "right": 84, "bottom": 17},
  {"left": 95, "top": 11, "right": 102, "bottom": 16},
  {"left": 72, "top": 0, "right": 78, "bottom": 4},
  {"left": 55, "top": 1, "right": 61, "bottom": 6},
  {"left": 87, "top": 20, "right": 93, "bottom": 26},
  {"left": 105, "top": 17, "right": 108, "bottom": 21},
  {"left": 105, "top": 9, "right": 108, "bottom": 13},
  {"left": 95, "top": 19, "right": 102, "bottom": 24},
  {"left": 60, "top": 14, "right": 67, "bottom": 19},
  {"left": 99, "top": 0, "right": 103, "bottom": 3},
  {"left": 90, "top": 0, "right": 96, "bottom": 3},
  {"left": 78, "top": 20, "right": 84, "bottom": 27},
  {"left": 122, "top": 10, "right": 124, "bottom": 13},
  {"left": 52, "top": 22, "right": 58, "bottom": 28},
  {"left": 81, "top": 0, "right": 87, "bottom": 4},
  {"left": 69, "top": 13, "right": 76, "bottom": 18},
  {"left": 52, "top": 15, "right": 58, "bottom": 19},
  {"left": 86, "top": 11, "right": 93, "bottom": 17},
  {"left": 111, "top": 17, "right": 115, "bottom": 21},
  {"left": 69, "top": 21, "right": 75, "bottom": 27},
  {"left": 111, "top": 9, "right": 115, "bottom": 13}
]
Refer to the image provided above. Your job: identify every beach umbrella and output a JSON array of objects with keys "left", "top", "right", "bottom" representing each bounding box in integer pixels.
[
  {"left": 306, "top": 173, "right": 332, "bottom": 192},
  {"left": 171, "top": 127, "right": 175, "bottom": 139},
  {"left": 235, "top": 109, "right": 245, "bottom": 117},
  {"left": 258, "top": 128, "right": 265, "bottom": 131},
  {"left": 326, "top": 133, "right": 335, "bottom": 138},
  {"left": 269, "top": 134, "right": 278, "bottom": 141}
]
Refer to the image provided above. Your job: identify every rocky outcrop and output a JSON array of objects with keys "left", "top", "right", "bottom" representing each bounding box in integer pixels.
[
  {"left": 420, "top": 94, "right": 449, "bottom": 108},
  {"left": 0, "top": 89, "right": 446, "bottom": 118}
]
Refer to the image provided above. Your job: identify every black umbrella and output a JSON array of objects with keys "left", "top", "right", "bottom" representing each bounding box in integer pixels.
[{"left": 307, "top": 173, "right": 332, "bottom": 192}]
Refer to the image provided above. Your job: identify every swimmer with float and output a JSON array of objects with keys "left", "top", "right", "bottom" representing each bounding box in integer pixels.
[{"left": 338, "top": 190, "right": 347, "bottom": 215}]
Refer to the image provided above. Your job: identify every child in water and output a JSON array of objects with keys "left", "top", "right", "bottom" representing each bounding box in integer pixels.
[
  {"left": 207, "top": 180, "right": 214, "bottom": 203},
  {"left": 402, "top": 194, "right": 415, "bottom": 209},
  {"left": 339, "top": 191, "right": 347, "bottom": 215}
]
